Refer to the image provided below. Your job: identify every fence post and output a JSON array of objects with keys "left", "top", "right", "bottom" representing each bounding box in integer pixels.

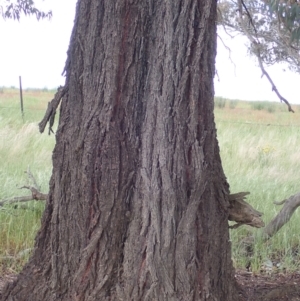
[{"left": 19, "top": 76, "right": 24, "bottom": 121}]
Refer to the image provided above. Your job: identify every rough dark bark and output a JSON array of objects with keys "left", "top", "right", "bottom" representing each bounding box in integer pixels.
[{"left": 1, "top": 0, "right": 239, "bottom": 300}]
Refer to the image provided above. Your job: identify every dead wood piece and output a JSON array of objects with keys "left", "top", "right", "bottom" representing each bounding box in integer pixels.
[
  {"left": 0, "top": 169, "right": 48, "bottom": 206},
  {"left": 0, "top": 187, "right": 48, "bottom": 207},
  {"left": 273, "top": 199, "right": 286, "bottom": 205},
  {"left": 263, "top": 192, "right": 300, "bottom": 240},
  {"left": 25, "top": 168, "right": 40, "bottom": 191},
  {"left": 21, "top": 186, "right": 48, "bottom": 201},
  {"left": 38, "top": 86, "right": 68, "bottom": 134},
  {"left": 228, "top": 192, "right": 265, "bottom": 229}
]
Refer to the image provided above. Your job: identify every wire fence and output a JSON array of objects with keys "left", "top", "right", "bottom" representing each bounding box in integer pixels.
[
  {"left": 1, "top": 107, "right": 300, "bottom": 128},
  {"left": 216, "top": 119, "right": 300, "bottom": 127},
  {"left": 1, "top": 93, "right": 300, "bottom": 128},
  {"left": 0, "top": 106, "right": 46, "bottom": 111}
]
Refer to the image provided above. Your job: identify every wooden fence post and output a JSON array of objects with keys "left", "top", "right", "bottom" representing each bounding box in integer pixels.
[{"left": 19, "top": 76, "right": 24, "bottom": 121}]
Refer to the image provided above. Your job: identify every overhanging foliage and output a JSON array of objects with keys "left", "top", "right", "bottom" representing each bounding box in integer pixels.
[{"left": 1, "top": 0, "right": 52, "bottom": 20}]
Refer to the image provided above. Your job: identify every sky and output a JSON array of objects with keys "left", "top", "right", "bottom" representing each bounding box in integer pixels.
[{"left": 0, "top": 0, "right": 299, "bottom": 104}]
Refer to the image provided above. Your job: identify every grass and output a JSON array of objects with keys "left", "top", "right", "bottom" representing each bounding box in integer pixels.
[
  {"left": 215, "top": 98, "right": 300, "bottom": 273},
  {"left": 250, "top": 100, "right": 276, "bottom": 113},
  {"left": 0, "top": 87, "right": 56, "bottom": 273},
  {"left": 0, "top": 89, "right": 300, "bottom": 274}
]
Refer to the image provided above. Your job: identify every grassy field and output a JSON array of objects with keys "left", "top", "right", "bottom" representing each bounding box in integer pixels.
[
  {"left": 0, "top": 89, "right": 300, "bottom": 274},
  {"left": 215, "top": 97, "right": 300, "bottom": 273},
  {"left": 0, "top": 87, "right": 56, "bottom": 273}
]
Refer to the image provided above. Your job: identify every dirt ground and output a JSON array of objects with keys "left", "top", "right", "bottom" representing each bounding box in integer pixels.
[
  {"left": 1, "top": 270, "right": 300, "bottom": 300},
  {"left": 236, "top": 269, "right": 300, "bottom": 300}
]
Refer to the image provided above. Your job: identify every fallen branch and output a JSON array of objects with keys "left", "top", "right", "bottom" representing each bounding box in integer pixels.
[
  {"left": 263, "top": 192, "right": 300, "bottom": 239},
  {"left": 0, "top": 169, "right": 48, "bottom": 207},
  {"left": 233, "top": 192, "right": 300, "bottom": 260},
  {"left": 0, "top": 186, "right": 47, "bottom": 207}
]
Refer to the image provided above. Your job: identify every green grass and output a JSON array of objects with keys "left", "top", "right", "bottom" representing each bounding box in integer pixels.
[
  {"left": 215, "top": 96, "right": 227, "bottom": 109},
  {"left": 1, "top": 90, "right": 300, "bottom": 274},
  {"left": 215, "top": 99, "right": 300, "bottom": 273},
  {"left": 0, "top": 87, "right": 56, "bottom": 272},
  {"left": 250, "top": 100, "right": 276, "bottom": 112}
]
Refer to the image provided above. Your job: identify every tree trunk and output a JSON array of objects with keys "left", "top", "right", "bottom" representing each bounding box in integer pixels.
[{"left": 1, "top": 0, "right": 239, "bottom": 300}]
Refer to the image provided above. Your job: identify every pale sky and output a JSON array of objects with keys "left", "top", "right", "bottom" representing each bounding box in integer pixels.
[{"left": 0, "top": 0, "right": 299, "bottom": 104}]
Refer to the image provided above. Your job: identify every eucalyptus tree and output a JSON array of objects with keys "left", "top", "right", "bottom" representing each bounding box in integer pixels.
[
  {"left": 219, "top": 0, "right": 300, "bottom": 70},
  {"left": 1, "top": 0, "right": 240, "bottom": 300},
  {"left": 0, "top": 0, "right": 51, "bottom": 20},
  {"left": 218, "top": 0, "right": 300, "bottom": 110}
]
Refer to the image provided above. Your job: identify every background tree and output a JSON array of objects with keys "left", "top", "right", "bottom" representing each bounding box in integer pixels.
[
  {"left": 219, "top": 0, "right": 300, "bottom": 70},
  {"left": 218, "top": 0, "right": 300, "bottom": 111},
  {"left": 0, "top": 0, "right": 51, "bottom": 20},
  {"left": 1, "top": 0, "right": 239, "bottom": 300}
]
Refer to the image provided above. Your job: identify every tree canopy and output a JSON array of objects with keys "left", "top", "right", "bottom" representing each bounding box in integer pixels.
[
  {"left": 219, "top": 0, "right": 300, "bottom": 71},
  {"left": 218, "top": 0, "right": 300, "bottom": 111},
  {"left": 1, "top": 0, "right": 51, "bottom": 20}
]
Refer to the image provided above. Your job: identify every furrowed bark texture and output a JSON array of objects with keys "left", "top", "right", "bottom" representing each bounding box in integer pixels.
[{"left": 1, "top": 0, "right": 238, "bottom": 300}]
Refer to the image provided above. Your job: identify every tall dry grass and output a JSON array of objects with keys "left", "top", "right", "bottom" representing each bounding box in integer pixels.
[
  {"left": 216, "top": 99, "right": 300, "bottom": 272},
  {"left": 0, "top": 87, "right": 55, "bottom": 272},
  {"left": 0, "top": 89, "right": 299, "bottom": 273}
]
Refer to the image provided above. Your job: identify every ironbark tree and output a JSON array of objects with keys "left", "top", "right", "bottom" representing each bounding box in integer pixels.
[{"left": 1, "top": 0, "right": 239, "bottom": 300}]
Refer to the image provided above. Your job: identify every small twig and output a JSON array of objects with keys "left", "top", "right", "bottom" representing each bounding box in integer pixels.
[
  {"left": 239, "top": 0, "right": 257, "bottom": 35},
  {"left": 217, "top": 33, "right": 237, "bottom": 77},
  {"left": 39, "top": 86, "right": 68, "bottom": 134},
  {"left": 217, "top": 6, "right": 235, "bottom": 39},
  {"left": 25, "top": 166, "right": 40, "bottom": 191},
  {"left": 215, "top": 69, "right": 220, "bottom": 82}
]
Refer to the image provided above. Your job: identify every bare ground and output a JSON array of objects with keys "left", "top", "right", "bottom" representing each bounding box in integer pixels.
[
  {"left": 237, "top": 269, "right": 300, "bottom": 301},
  {"left": 1, "top": 270, "right": 300, "bottom": 300}
]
